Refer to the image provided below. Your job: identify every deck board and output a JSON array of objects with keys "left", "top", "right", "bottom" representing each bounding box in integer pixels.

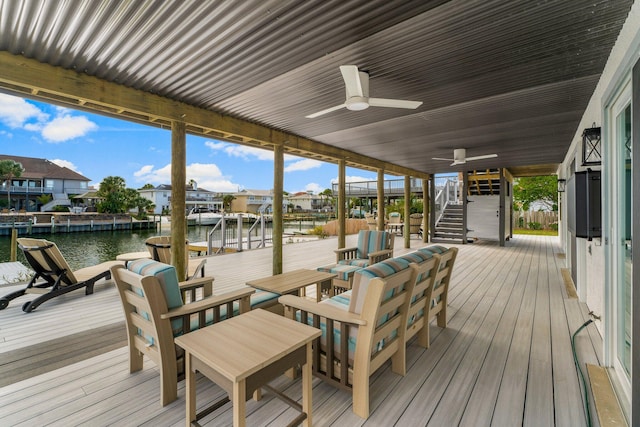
[{"left": 0, "top": 235, "right": 604, "bottom": 426}]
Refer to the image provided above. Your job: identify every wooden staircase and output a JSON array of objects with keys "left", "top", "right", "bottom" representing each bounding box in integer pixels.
[{"left": 433, "top": 203, "right": 464, "bottom": 244}]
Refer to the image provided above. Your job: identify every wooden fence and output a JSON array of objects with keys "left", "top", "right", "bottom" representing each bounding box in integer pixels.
[{"left": 513, "top": 211, "right": 558, "bottom": 230}]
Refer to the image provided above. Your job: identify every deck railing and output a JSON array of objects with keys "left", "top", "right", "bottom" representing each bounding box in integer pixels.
[{"left": 206, "top": 213, "right": 272, "bottom": 253}]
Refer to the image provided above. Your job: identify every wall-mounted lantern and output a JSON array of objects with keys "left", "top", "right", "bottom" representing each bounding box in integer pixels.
[
  {"left": 557, "top": 178, "right": 566, "bottom": 193},
  {"left": 582, "top": 125, "right": 602, "bottom": 165}
]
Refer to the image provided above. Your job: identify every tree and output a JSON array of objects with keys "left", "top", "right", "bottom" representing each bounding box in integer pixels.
[
  {"left": 0, "top": 159, "right": 25, "bottom": 209},
  {"left": 97, "top": 176, "right": 127, "bottom": 213},
  {"left": 223, "top": 194, "right": 236, "bottom": 211},
  {"left": 513, "top": 176, "right": 558, "bottom": 212},
  {"left": 140, "top": 183, "right": 155, "bottom": 190}
]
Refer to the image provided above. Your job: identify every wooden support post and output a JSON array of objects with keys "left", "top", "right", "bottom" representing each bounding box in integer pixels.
[
  {"left": 377, "top": 169, "right": 385, "bottom": 231},
  {"left": 273, "top": 143, "right": 284, "bottom": 275},
  {"left": 10, "top": 228, "right": 17, "bottom": 261},
  {"left": 429, "top": 178, "right": 436, "bottom": 242},
  {"left": 404, "top": 176, "right": 411, "bottom": 248},
  {"left": 422, "top": 178, "right": 429, "bottom": 243},
  {"left": 171, "top": 120, "right": 187, "bottom": 281},
  {"left": 462, "top": 171, "right": 468, "bottom": 244},
  {"left": 338, "top": 159, "right": 346, "bottom": 249},
  {"left": 499, "top": 168, "right": 506, "bottom": 247}
]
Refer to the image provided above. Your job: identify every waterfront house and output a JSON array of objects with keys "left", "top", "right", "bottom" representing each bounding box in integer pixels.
[
  {"left": 287, "top": 191, "right": 327, "bottom": 212},
  {"left": 0, "top": 154, "right": 90, "bottom": 212},
  {"left": 0, "top": 1, "right": 639, "bottom": 424},
  {"left": 138, "top": 184, "right": 222, "bottom": 215},
  {"left": 230, "top": 189, "right": 274, "bottom": 214}
]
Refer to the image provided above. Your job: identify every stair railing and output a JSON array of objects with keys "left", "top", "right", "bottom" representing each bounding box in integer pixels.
[{"left": 434, "top": 177, "right": 460, "bottom": 227}]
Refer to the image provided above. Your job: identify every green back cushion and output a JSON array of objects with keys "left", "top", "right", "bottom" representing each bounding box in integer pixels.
[
  {"left": 349, "top": 257, "right": 410, "bottom": 314},
  {"left": 355, "top": 230, "right": 389, "bottom": 259},
  {"left": 127, "top": 259, "right": 184, "bottom": 336}
]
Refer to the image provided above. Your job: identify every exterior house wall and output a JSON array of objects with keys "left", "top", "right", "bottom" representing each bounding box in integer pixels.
[{"left": 559, "top": 1, "right": 640, "bottom": 415}]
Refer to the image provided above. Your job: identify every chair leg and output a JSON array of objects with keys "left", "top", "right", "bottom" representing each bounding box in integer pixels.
[
  {"left": 390, "top": 345, "right": 406, "bottom": 376},
  {"left": 417, "top": 323, "right": 430, "bottom": 349},
  {"left": 160, "top": 356, "right": 178, "bottom": 406},
  {"left": 129, "top": 348, "right": 144, "bottom": 373},
  {"left": 351, "top": 370, "right": 370, "bottom": 419},
  {"left": 437, "top": 306, "right": 447, "bottom": 328}
]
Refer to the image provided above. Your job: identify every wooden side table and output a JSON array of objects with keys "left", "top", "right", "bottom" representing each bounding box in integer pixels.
[
  {"left": 246, "top": 269, "right": 335, "bottom": 302},
  {"left": 174, "top": 309, "right": 321, "bottom": 427}
]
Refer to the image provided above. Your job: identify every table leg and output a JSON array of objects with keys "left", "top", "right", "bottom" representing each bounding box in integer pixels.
[
  {"left": 302, "top": 342, "right": 313, "bottom": 427},
  {"left": 185, "top": 352, "right": 196, "bottom": 427},
  {"left": 233, "top": 379, "right": 246, "bottom": 427}
]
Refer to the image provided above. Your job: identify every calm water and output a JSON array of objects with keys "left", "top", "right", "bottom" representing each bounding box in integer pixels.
[{"left": 0, "top": 226, "right": 212, "bottom": 271}]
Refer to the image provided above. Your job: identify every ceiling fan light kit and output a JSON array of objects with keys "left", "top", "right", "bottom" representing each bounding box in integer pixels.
[
  {"left": 306, "top": 65, "right": 423, "bottom": 118},
  {"left": 432, "top": 148, "right": 498, "bottom": 166}
]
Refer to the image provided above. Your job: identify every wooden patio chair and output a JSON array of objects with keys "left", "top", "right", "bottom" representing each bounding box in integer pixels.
[
  {"left": 0, "top": 237, "right": 123, "bottom": 312},
  {"left": 111, "top": 260, "right": 254, "bottom": 406},
  {"left": 422, "top": 246, "right": 458, "bottom": 333},
  {"left": 395, "top": 250, "right": 442, "bottom": 348},
  {"left": 145, "top": 235, "right": 213, "bottom": 301},
  {"left": 279, "top": 258, "right": 418, "bottom": 418},
  {"left": 335, "top": 230, "right": 394, "bottom": 268}
]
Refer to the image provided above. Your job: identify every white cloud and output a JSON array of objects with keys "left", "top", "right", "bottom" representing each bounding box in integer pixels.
[
  {"left": 50, "top": 159, "right": 82, "bottom": 174},
  {"left": 284, "top": 159, "right": 322, "bottom": 173},
  {"left": 0, "top": 94, "right": 48, "bottom": 128},
  {"left": 205, "top": 140, "right": 298, "bottom": 161},
  {"left": 0, "top": 130, "right": 13, "bottom": 138},
  {"left": 41, "top": 115, "right": 98, "bottom": 142},
  {"left": 304, "top": 183, "right": 323, "bottom": 193},
  {"left": 133, "top": 162, "right": 241, "bottom": 192}
]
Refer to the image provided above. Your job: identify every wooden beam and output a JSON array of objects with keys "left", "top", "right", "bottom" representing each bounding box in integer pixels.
[
  {"left": 170, "top": 121, "right": 187, "bottom": 281},
  {"left": 338, "top": 159, "right": 346, "bottom": 249},
  {"left": 0, "top": 52, "right": 429, "bottom": 180},
  {"left": 377, "top": 169, "right": 385, "bottom": 231},
  {"left": 404, "top": 176, "right": 410, "bottom": 249},
  {"left": 272, "top": 144, "right": 284, "bottom": 275}
]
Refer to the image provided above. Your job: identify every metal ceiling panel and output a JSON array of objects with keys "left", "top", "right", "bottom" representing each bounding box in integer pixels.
[{"left": 0, "top": 0, "right": 634, "bottom": 176}]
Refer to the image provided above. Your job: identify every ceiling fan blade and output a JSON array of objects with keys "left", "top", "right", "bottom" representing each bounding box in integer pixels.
[
  {"left": 369, "top": 98, "right": 423, "bottom": 109},
  {"left": 466, "top": 154, "right": 498, "bottom": 161},
  {"left": 432, "top": 157, "right": 454, "bottom": 161},
  {"left": 305, "top": 103, "right": 347, "bottom": 118},
  {"left": 340, "top": 65, "right": 363, "bottom": 98}
]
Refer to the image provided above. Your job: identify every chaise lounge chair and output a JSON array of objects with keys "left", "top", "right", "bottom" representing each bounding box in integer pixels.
[{"left": 0, "top": 237, "right": 123, "bottom": 312}]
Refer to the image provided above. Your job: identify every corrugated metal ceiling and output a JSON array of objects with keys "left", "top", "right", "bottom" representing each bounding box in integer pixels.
[{"left": 0, "top": 0, "right": 634, "bottom": 175}]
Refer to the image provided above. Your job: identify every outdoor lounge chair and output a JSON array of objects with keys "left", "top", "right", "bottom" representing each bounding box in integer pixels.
[
  {"left": 335, "top": 230, "right": 394, "bottom": 268},
  {"left": 0, "top": 237, "right": 123, "bottom": 313},
  {"left": 145, "top": 236, "right": 213, "bottom": 301},
  {"left": 279, "top": 257, "right": 418, "bottom": 418},
  {"left": 395, "top": 250, "right": 441, "bottom": 348},
  {"left": 111, "top": 260, "right": 254, "bottom": 406}
]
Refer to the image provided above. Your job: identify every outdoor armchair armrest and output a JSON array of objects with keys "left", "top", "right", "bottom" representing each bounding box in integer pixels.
[
  {"left": 178, "top": 275, "right": 213, "bottom": 299},
  {"left": 334, "top": 247, "right": 358, "bottom": 256},
  {"left": 367, "top": 248, "right": 393, "bottom": 263},
  {"left": 162, "top": 287, "right": 254, "bottom": 320},
  {"left": 187, "top": 258, "right": 207, "bottom": 279},
  {"left": 278, "top": 295, "right": 367, "bottom": 326}
]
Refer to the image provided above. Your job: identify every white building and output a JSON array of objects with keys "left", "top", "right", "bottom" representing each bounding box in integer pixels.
[{"left": 138, "top": 184, "right": 222, "bottom": 214}]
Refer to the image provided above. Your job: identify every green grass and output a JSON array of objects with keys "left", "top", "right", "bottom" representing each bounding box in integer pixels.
[{"left": 513, "top": 228, "right": 558, "bottom": 236}]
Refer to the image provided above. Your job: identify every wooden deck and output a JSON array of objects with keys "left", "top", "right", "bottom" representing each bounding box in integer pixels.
[{"left": 0, "top": 234, "right": 602, "bottom": 426}]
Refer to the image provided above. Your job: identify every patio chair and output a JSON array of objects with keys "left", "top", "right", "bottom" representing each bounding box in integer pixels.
[
  {"left": 279, "top": 257, "right": 418, "bottom": 418},
  {"left": 0, "top": 237, "right": 123, "bottom": 312},
  {"left": 419, "top": 246, "right": 458, "bottom": 333},
  {"left": 335, "top": 230, "right": 394, "bottom": 268},
  {"left": 145, "top": 236, "right": 213, "bottom": 301},
  {"left": 395, "top": 250, "right": 441, "bottom": 348},
  {"left": 111, "top": 260, "right": 254, "bottom": 406}
]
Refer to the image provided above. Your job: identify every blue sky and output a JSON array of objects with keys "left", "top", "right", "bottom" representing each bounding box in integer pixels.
[{"left": 0, "top": 93, "right": 381, "bottom": 194}]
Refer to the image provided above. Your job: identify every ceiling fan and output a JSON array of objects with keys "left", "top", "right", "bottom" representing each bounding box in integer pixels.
[
  {"left": 433, "top": 148, "right": 498, "bottom": 166},
  {"left": 305, "top": 65, "right": 423, "bottom": 118}
]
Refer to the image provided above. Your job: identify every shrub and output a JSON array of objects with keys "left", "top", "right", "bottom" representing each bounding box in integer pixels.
[
  {"left": 309, "top": 225, "right": 328, "bottom": 238},
  {"left": 550, "top": 223, "right": 558, "bottom": 231},
  {"left": 528, "top": 222, "right": 542, "bottom": 230}
]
